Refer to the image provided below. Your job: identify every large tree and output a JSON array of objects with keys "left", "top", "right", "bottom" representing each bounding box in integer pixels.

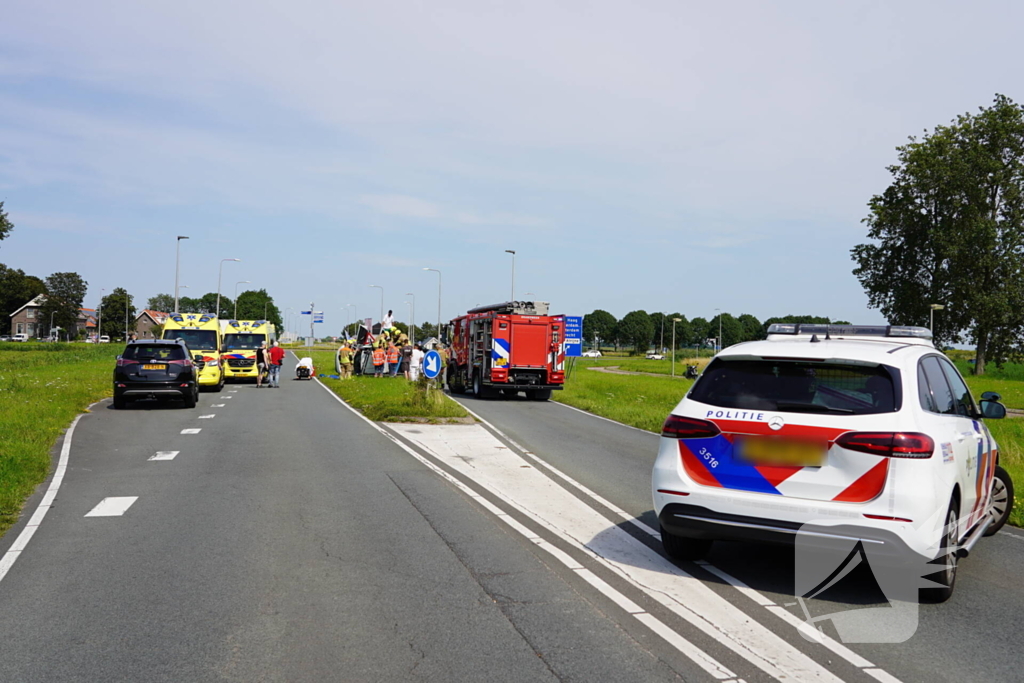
[
  {"left": 737, "top": 314, "right": 763, "bottom": 342},
  {"left": 690, "top": 317, "right": 710, "bottom": 350},
  {"left": 0, "top": 202, "right": 13, "bottom": 246},
  {"left": 234, "top": 288, "right": 283, "bottom": 329},
  {"left": 853, "top": 94, "right": 1024, "bottom": 374},
  {"left": 582, "top": 309, "right": 617, "bottom": 347},
  {"left": 617, "top": 310, "right": 655, "bottom": 355},
  {"left": 0, "top": 264, "right": 45, "bottom": 334},
  {"left": 708, "top": 312, "right": 743, "bottom": 349},
  {"left": 40, "top": 272, "right": 88, "bottom": 339},
  {"left": 99, "top": 288, "right": 136, "bottom": 340},
  {"left": 147, "top": 293, "right": 176, "bottom": 313}
]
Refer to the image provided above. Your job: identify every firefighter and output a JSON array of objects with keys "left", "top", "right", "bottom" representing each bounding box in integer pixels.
[
  {"left": 372, "top": 343, "right": 386, "bottom": 377},
  {"left": 387, "top": 340, "right": 401, "bottom": 378},
  {"left": 338, "top": 342, "right": 354, "bottom": 380}
]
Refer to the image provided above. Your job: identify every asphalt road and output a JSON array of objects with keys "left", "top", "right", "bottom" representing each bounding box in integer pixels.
[
  {"left": 451, "top": 391, "right": 1024, "bottom": 683},
  {"left": 0, "top": 362, "right": 688, "bottom": 683}
]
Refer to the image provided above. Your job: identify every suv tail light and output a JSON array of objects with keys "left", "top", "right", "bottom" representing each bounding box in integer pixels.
[
  {"left": 116, "top": 358, "right": 134, "bottom": 367},
  {"left": 167, "top": 359, "right": 192, "bottom": 368},
  {"left": 835, "top": 432, "right": 934, "bottom": 458},
  {"left": 662, "top": 415, "right": 721, "bottom": 439}
]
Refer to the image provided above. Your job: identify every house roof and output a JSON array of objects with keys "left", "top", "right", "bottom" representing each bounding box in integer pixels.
[
  {"left": 8, "top": 294, "right": 47, "bottom": 318},
  {"left": 137, "top": 310, "right": 168, "bottom": 324}
]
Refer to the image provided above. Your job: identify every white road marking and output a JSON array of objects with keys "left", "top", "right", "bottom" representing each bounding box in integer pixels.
[
  {"left": 0, "top": 406, "right": 94, "bottom": 584},
  {"left": 389, "top": 422, "right": 844, "bottom": 683},
  {"left": 212, "top": 403, "right": 225, "bottom": 407},
  {"left": 865, "top": 668, "right": 904, "bottom": 683},
  {"left": 1000, "top": 531, "right": 1024, "bottom": 541},
  {"left": 312, "top": 379, "right": 742, "bottom": 682},
  {"left": 180, "top": 428, "right": 201, "bottom": 434},
  {"left": 222, "top": 396, "right": 232, "bottom": 399},
  {"left": 198, "top": 414, "right": 216, "bottom": 419},
  {"left": 550, "top": 399, "right": 661, "bottom": 436},
  {"left": 85, "top": 497, "right": 138, "bottom": 517},
  {"left": 458, "top": 398, "right": 899, "bottom": 681},
  {"left": 149, "top": 451, "right": 179, "bottom": 461}
]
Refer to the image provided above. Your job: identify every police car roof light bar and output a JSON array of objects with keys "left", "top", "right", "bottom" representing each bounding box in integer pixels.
[{"left": 766, "top": 323, "right": 932, "bottom": 340}]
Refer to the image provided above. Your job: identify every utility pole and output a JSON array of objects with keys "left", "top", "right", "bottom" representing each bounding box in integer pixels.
[
  {"left": 671, "top": 318, "right": 681, "bottom": 376},
  {"left": 405, "top": 293, "right": 416, "bottom": 346},
  {"left": 505, "top": 250, "right": 516, "bottom": 302},
  {"left": 174, "top": 236, "right": 189, "bottom": 314}
]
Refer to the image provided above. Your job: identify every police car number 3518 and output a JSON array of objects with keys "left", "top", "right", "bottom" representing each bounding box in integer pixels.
[{"left": 651, "top": 323, "right": 1014, "bottom": 602}]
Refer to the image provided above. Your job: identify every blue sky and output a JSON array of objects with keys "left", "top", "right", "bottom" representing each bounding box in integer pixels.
[{"left": 2, "top": 1, "right": 1021, "bottom": 335}]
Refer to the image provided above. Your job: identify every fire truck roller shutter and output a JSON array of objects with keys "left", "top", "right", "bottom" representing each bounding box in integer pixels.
[{"left": 511, "top": 323, "right": 548, "bottom": 366}]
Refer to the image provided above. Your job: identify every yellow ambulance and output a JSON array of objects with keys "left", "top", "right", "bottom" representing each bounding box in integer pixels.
[
  {"left": 219, "top": 319, "right": 278, "bottom": 382},
  {"left": 161, "top": 313, "right": 225, "bottom": 391}
]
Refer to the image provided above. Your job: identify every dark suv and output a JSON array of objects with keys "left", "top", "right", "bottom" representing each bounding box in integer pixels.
[{"left": 113, "top": 339, "right": 199, "bottom": 409}]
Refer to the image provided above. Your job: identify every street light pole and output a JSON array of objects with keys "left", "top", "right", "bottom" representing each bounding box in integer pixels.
[
  {"left": 671, "top": 318, "right": 681, "bottom": 376},
  {"left": 233, "top": 281, "right": 251, "bottom": 319},
  {"left": 505, "top": 250, "right": 516, "bottom": 302},
  {"left": 97, "top": 288, "right": 104, "bottom": 342},
  {"left": 715, "top": 308, "right": 722, "bottom": 354},
  {"left": 424, "top": 268, "right": 441, "bottom": 344},
  {"left": 215, "top": 258, "right": 241, "bottom": 321},
  {"left": 930, "top": 303, "right": 945, "bottom": 334},
  {"left": 174, "top": 236, "right": 189, "bottom": 314},
  {"left": 49, "top": 310, "right": 56, "bottom": 340},
  {"left": 370, "top": 285, "right": 384, "bottom": 325},
  {"left": 405, "top": 293, "right": 416, "bottom": 346}
]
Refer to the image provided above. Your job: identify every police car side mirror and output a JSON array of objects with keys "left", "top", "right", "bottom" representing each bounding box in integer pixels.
[
  {"left": 980, "top": 400, "right": 1007, "bottom": 420},
  {"left": 981, "top": 391, "right": 1002, "bottom": 401}
]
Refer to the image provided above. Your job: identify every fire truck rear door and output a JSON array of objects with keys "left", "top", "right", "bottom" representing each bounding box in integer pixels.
[{"left": 511, "top": 323, "right": 547, "bottom": 366}]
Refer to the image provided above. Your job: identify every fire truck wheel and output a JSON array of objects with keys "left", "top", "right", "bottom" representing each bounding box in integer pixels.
[
  {"left": 472, "top": 372, "right": 486, "bottom": 398},
  {"left": 528, "top": 389, "right": 552, "bottom": 401}
]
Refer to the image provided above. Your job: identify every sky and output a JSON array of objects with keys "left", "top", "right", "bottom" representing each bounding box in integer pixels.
[{"left": 1, "top": 0, "right": 1022, "bottom": 336}]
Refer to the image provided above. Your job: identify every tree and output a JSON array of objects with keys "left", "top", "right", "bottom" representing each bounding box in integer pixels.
[
  {"left": 666, "top": 314, "right": 691, "bottom": 352},
  {"left": 649, "top": 312, "right": 667, "bottom": 352},
  {"left": 708, "top": 312, "right": 743, "bottom": 349},
  {"left": 583, "top": 309, "right": 617, "bottom": 348},
  {"left": 0, "top": 202, "right": 13, "bottom": 246},
  {"left": 234, "top": 288, "right": 283, "bottom": 328},
  {"left": 178, "top": 296, "right": 202, "bottom": 314},
  {"left": 39, "top": 272, "right": 88, "bottom": 339},
  {"left": 617, "top": 310, "right": 655, "bottom": 355},
  {"left": 147, "top": 293, "right": 176, "bottom": 313},
  {"left": 737, "top": 314, "right": 763, "bottom": 342},
  {"left": 99, "top": 288, "right": 136, "bottom": 340},
  {"left": 690, "top": 317, "right": 710, "bottom": 350},
  {"left": 853, "top": 94, "right": 1024, "bottom": 374},
  {"left": 0, "top": 264, "right": 45, "bottom": 335}
]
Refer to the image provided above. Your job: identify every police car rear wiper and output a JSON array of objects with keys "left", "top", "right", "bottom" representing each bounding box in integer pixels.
[{"left": 775, "top": 402, "right": 854, "bottom": 414}]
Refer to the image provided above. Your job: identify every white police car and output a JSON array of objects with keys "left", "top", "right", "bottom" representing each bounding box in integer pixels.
[{"left": 652, "top": 324, "right": 1013, "bottom": 602}]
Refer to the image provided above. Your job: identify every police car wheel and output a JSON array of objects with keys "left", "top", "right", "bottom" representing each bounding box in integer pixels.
[
  {"left": 660, "top": 525, "right": 712, "bottom": 561},
  {"left": 922, "top": 502, "right": 959, "bottom": 603},
  {"left": 984, "top": 466, "right": 1013, "bottom": 537}
]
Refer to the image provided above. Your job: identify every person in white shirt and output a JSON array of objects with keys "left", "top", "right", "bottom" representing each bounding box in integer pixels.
[
  {"left": 410, "top": 344, "right": 424, "bottom": 381},
  {"left": 381, "top": 309, "right": 394, "bottom": 330}
]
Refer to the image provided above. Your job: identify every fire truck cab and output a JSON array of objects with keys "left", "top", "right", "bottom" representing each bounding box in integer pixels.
[{"left": 448, "top": 301, "right": 565, "bottom": 400}]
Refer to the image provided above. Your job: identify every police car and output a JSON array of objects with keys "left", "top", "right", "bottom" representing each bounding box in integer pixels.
[{"left": 652, "top": 324, "right": 1014, "bottom": 601}]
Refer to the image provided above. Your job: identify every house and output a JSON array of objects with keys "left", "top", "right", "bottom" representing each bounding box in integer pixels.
[
  {"left": 9, "top": 295, "right": 98, "bottom": 340},
  {"left": 135, "top": 310, "right": 168, "bottom": 339}
]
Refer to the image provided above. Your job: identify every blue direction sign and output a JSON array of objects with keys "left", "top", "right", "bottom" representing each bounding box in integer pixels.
[
  {"left": 563, "top": 315, "right": 583, "bottom": 357},
  {"left": 313, "top": 311, "right": 324, "bottom": 323},
  {"left": 422, "top": 350, "right": 442, "bottom": 379},
  {"left": 300, "top": 310, "right": 311, "bottom": 315}
]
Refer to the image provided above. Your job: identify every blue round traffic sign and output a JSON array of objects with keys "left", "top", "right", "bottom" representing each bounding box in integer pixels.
[{"left": 422, "top": 350, "right": 442, "bottom": 379}]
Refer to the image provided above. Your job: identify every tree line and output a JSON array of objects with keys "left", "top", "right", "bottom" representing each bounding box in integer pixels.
[{"left": 582, "top": 311, "right": 851, "bottom": 354}]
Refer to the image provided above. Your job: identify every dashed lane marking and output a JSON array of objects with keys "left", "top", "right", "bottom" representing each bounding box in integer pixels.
[
  {"left": 181, "top": 428, "right": 201, "bottom": 434},
  {"left": 149, "top": 451, "right": 179, "bottom": 461},
  {"left": 84, "top": 497, "right": 138, "bottom": 517},
  {"left": 198, "top": 414, "right": 216, "bottom": 419},
  {"left": 211, "top": 404, "right": 225, "bottom": 407}
]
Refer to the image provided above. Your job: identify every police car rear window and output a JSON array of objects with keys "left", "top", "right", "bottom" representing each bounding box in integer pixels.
[
  {"left": 688, "top": 359, "right": 898, "bottom": 415},
  {"left": 123, "top": 344, "right": 187, "bottom": 361}
]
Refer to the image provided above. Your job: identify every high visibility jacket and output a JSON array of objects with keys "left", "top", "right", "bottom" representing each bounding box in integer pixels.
[
  {"left": 387, "top": 346, "right": 400, "bottom": 363},
  {"left": 338, "top": 347, "right": 352, "bottom": 363},
  {"left": 372, "top": 348, "right": 386, "bottom": 365}
]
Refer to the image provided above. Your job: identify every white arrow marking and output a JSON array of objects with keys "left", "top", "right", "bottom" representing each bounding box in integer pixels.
[
  {"left": 85, "top": 497, "right": 138, "bottom": 517},
  {"left": 425, "top": 356, "right": 439, "bottom": 374}
]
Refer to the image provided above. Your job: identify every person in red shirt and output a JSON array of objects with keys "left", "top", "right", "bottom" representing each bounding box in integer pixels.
[{"left": 267, "top": 341, "right": 286, "bottom": 388}]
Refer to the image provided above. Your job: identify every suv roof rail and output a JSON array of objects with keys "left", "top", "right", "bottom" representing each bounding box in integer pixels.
[{"left": 766, "top": 323, "right": 933, "bottom": 341}]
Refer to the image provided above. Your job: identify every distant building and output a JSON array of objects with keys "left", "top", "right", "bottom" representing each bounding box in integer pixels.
[
  {"left": 135, "top": 310, "right": 168, "bottom": 339},
  {"left": 8, "top": 295, "right": 96, "bottom": 339}
]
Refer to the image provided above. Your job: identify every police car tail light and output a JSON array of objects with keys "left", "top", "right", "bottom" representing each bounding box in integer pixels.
[
  {"left": 835, "top": 432, "right": 934, "bottom": 458},
  {"left": 662, "top": 415, "right": 721, "bottom": 439}
]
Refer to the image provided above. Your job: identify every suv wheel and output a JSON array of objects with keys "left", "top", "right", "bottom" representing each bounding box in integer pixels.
[
  {"left": 922, "top": 501, "right": 959, "bottom": 603},
  {"left": 183, "top": 387, "right": 197, "bottom": 409},
  {"left": 983, "top": 465, "right": 1014, "bottom": 536},
  {"left": 113, "top": 395, "right": 127, "bottom": 410}
]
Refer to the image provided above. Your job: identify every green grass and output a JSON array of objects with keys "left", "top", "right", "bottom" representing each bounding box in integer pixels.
[
  {"left": 306, "top": 350, "right": 469, "bottom": 422},
  {"left": 0, "top": 344, "right": 120, "bottom": 535}
]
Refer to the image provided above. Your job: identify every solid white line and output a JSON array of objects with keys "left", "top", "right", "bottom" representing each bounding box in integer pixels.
[
  {"left": 0, "top": 410, "right": 89, "bottom": 583},
  {"left": 311, "top": 377, "right": 742, "bottom": 682},
  {"left": 149, "top": 451, "right": 179, "bottom": 461},
  {"left": 222, "top": 396, "right": 232, "bottom": 399},
  {"left": 198, "top": 414, "right": 216, "bottom": 419},
  {"left": 462, "top": 395, "right": 898, "bottom": 681},
  {"left": 180, "top": 428, "right": 202, "bottom": 434},
  {"left": 864, "top": 668, "right": 904, "bottom": 683},
  {"left": 84, "top": 496, "right": 138, "bottom": 517},
  {"left": 550, "top": 399, "right": 661, "bottom": 436},
  {"left": 211, "top": 404, "right": 225, "bottom": 407},
  {"left": 1000, "top": 530, "right": 1024, "bottom": 541}
]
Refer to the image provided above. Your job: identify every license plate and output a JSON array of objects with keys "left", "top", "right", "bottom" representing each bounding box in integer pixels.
[
  {"left": 735, "top": 437, "right": 826, "bottom": 467},
  {"left": 142, "top": 364, "right": 166, "bottom": 370}
]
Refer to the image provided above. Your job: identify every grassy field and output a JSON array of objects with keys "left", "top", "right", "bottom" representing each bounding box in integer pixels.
[
  {"left": 0, "top": 343, "right": 120, "bottom": 536},
  {"left": 305, "top": 350, "right": 468, "bottom": 422},
  {"left": 558, "top": 358, "right": 1024, "bottom": 527}
]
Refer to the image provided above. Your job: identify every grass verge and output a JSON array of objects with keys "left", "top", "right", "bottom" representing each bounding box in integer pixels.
[
  {"left": 0, "top": 343, "right": 120, "bottom": 536},
  {"left": 306, "top": 350, "right": 469, "bottom": 423},
  {"left": 556, "top": 362, "right": 1023, "bottom": 528}
]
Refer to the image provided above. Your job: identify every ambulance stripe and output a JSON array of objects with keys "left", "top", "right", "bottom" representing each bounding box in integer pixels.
[{"left": 831, "top": 460, "right": 889, "bottom": 503}]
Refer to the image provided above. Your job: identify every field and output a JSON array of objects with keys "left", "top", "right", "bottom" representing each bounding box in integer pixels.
[
  {"left": 0, "top": 343, "right": 120, "bottom": 535},
  {"left": 305, "top": 350, "right": 468, "bottom": 422},
  {"left": 557, "top": 358, "right": 1024, "bottom": 527}
]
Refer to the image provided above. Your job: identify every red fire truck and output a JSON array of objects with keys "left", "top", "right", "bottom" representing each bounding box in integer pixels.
[{"left": 447, "top": 301, "right": 565, "bottom": 400}]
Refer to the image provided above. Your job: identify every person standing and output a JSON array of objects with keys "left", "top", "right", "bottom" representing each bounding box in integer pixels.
[
  {"left": 372, "top": 343, "right": 386, "bottom": 378},
  {"left": 381, "top": 309, "right": 394, "bottom": 331},
  {"left": 338, "top": 342, "right": 354, "bottom": 380},
  {"left": 255, "top": 342, "right": 268, "bottom": 388},
  {"left": 401, "top": 339, "right": 413, "bottom": 380},
  {"left": 410, "top": 344, "right": 424, "bottom": 382},
  {"left": 387, "top": 341, "right": 401, "bottom": 378},
  {"left": 268, "top": 340, "right": 285, "bottom": 388}
]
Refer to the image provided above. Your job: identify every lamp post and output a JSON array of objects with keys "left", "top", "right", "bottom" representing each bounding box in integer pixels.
[
  {"left": 264, "top": 300, "right": 272, "bottom": 321},
  {"left": 284, "top": 307, "right": 293, "bottom": 340},
  {"left": 49, "top": 310, "right": 56, "bottom": 341},
  {"left": 504, "top": 250, "right": 516, "bottom": 302},
  {"left": 671, "top": 318, "right": 682, "bottom": 376},
  {"left": 370, "top": 285, "right": 384, "bottom": 325},
  {"left": 174, "top": 236, "right": 189, "bottom": 314},
  {"left": 930, "top": 304, "right": 945, "bottom": 333},
  {"left": 97, "top": 288, "right": 104, "bottom": 342},
  {"left": 346, "top": 304, "right": 357, "bottom": 337},
  {"left": 215, "top": 258, "right": 241, "bottom": 321},
  {"left": 233, "top": 281, "right": 250, "bottom": 319},
  {"left": 424, "top": 268, "right": 441, "bottom": 343},
  {"left": 405, "top": 293, "right": 416, "bottom": 346},
  {"left": 715, "top": 308, "right": 722, "bottom": 354}
]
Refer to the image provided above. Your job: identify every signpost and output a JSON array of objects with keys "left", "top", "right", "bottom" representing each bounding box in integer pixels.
[
  {"left": 422, "top": 350, "right": 442, "bottom": 379},
  {"left": 563, "top": 315, "right": 583, "bottom": 357}
]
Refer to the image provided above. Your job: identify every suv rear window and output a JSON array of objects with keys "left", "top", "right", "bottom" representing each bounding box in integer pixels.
[
  {"left": 123, "top": 344, "right": 187, "bottom": 361},
  {"left": 689, "top": 359, "right": 898, "bottom": 415}
]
